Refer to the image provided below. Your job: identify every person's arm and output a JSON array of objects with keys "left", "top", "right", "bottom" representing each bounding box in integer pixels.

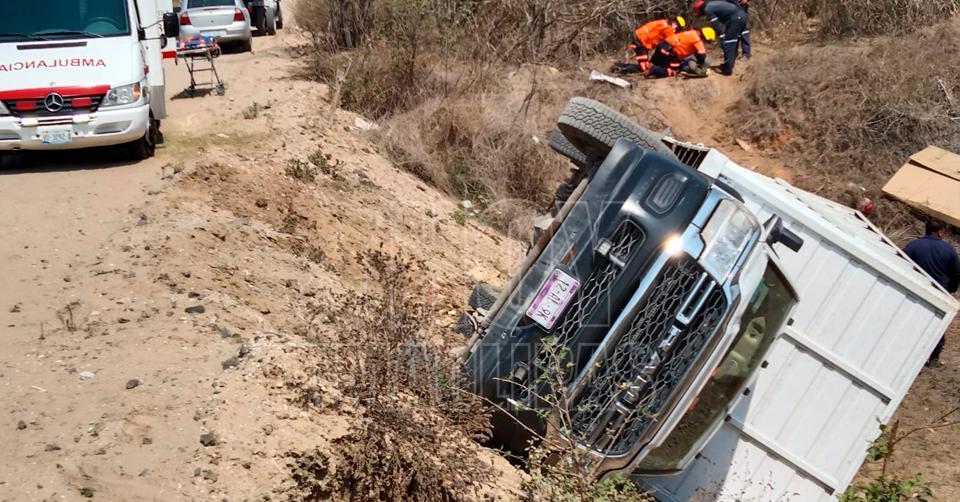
[
  {"left": 695, "top": 40, "right": 707, "bottom": 65},
  {"left": 704, "top": 3, "right": 725, "bottom": 34},
  {"left": 948, "top": 247, "right": 960, "bottom": 293}
]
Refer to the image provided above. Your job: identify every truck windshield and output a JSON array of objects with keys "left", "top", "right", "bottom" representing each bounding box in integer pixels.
[
  {"left": 637, "top": 263, "right": 797, "bottom": 472},
  {"left": 0, "top": 1, "right": 130, "bottom": 40}
]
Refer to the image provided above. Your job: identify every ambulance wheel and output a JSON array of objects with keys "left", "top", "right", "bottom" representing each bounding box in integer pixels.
[
  {"left": 130, "top": 117, "right": 158, "bottom": 160},
  {"left": 557, "top": 97, "right": 676, "bottom": 161}
]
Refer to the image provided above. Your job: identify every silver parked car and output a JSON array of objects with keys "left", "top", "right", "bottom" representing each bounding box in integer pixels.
[{"left": 179, "top": 0, "right": 253, "bottom": 52}]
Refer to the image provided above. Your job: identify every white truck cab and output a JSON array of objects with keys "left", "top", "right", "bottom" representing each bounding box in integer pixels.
[{"left": 0, "top": 0, "right": 178, "bottom": 159}]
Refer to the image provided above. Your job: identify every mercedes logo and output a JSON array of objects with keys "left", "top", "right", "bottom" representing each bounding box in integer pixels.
[{"left": 43, "top": 93, "right": 65, "bottom": 113}]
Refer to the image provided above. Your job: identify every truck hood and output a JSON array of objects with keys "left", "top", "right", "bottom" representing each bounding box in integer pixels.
[{"left": 0, "top": 37, "right": 141, "bottom": 91}]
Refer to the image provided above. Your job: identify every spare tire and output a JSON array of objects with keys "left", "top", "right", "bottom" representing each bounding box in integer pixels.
[
  {"left": 557, "top": 97, "right": 676, "bottom": 161},
  {"left": 547, "top": 128, "right": 587, "bottom": 168}
]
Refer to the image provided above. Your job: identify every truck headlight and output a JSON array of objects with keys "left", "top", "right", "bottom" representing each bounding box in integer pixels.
[
  {"left": 101, "top": 82, "right": 143, "bottom": 108},
  {"left": 699, "top": 199, "right": 757, "bottom": 281}
]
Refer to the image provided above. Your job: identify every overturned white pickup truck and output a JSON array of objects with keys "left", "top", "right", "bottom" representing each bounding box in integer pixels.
[{"left": 460, "top": 98, "right": 959, "bottom": 500}]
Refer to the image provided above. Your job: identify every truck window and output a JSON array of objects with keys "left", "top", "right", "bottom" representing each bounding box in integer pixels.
[
  {"left": 0, "top": 1, "right": 130, "bottom": 39},
  {"left": 636, "top": 264, "right": 797, "bottom": 472}
]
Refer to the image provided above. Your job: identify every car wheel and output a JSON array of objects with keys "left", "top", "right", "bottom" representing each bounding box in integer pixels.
[
  {"left": 557, "top": 97, "right": 676, "bottom": 162},
  {"left": 275, "top": 7, "right": 283, "bottom": 29},
  {"left": 238, "top": 37, "right": 253, "bottom": 52},
  {"left": 129, "top": 116, "right": 158, "bottom": 160}
]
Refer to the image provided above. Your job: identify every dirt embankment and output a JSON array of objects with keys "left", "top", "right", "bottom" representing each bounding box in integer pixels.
[{"left": 0, "top": 30, "right": 525, "bottom": 500}]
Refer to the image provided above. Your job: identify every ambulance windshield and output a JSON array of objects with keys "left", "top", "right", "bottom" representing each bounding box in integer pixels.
[{"left": 0, "top": 0, "right": 131, "bottom": 40}]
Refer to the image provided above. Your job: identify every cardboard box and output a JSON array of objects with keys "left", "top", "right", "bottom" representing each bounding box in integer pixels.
[{"left": 882, "top": 146, "right": 960, "bottom": 227}]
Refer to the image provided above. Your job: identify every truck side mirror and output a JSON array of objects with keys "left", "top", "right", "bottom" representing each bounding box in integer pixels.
[
  {"left": 163, "top": 12, "right": 181, "bottom": 39},
  {"left": 764, "top": 216, "right": 804, "bottom": 253}
]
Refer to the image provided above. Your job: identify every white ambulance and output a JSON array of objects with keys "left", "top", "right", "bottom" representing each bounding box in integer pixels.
[{"left": 0, "top": 0, "right": 179, "bottom": 160}]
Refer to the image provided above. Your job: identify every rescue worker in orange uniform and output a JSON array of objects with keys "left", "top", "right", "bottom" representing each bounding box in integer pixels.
[
  {"left": 631, "top": 16, "right": 686, "bottom": 72},
  {"left": 647, "top": 27, "right": 715, "bottom": 78}
]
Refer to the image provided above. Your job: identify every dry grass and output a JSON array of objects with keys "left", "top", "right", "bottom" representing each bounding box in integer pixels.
[
  {"left": 733, "top": 20, "right": 960, "bottom": 236},
  {"left": 289, "top": 251, "right": 494, "bottom": 501},
  {"left": 745, "top": 0, "right": 958, "bottom": 37}
]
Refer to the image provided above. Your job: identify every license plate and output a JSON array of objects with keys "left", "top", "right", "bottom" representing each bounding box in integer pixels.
[
  {"left": 40, "top": 127, "right": 73, "bottom": 145},
  {"left": 204, "top": 30, "right": 227, "bottom": 38},
  {"left": 526, "top": 269, "right": 580, "bottom": 330}
]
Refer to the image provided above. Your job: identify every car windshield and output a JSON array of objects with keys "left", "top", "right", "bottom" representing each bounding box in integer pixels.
[
  {"left": 0, "top": 0, "right": 130, "bottom": 40},
  {"left": 637, "top": 262, "right": 797, "bottom": 472},
  {"left": 186, "top": 0, "right": 237, "bottom": 7}
]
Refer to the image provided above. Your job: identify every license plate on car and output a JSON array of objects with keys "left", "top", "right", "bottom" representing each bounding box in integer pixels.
[
  {"left": 204, "top": 30, "right": 227, "bottom": 38},
  {"left": 40, "top": 127, "right": 73, "bottom": 145},
  {"left": 526, "top": 269, "right": 580, "bottom": 330}
]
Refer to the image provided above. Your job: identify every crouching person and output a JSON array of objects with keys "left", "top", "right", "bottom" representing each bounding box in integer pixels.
[
  {"left": 647, "top": 27, "right": 715, "bottom": 78},
  {"left": 631, "top": 16, "right": 686, "bottom": 72}
]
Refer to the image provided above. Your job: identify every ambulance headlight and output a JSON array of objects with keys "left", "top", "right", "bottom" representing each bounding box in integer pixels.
[
  {"left": 101, "top": 82, "right": 143, "bottom": 108},
  {"left": 699, "top": 199, "right": 757, "bottom": 281}
]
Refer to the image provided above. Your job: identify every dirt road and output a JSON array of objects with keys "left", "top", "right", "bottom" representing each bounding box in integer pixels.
[{"left": 0, "top": 28, "right": 523, "bottom": 501}]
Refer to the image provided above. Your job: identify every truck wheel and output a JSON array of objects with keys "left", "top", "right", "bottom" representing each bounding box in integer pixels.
[
  {"left": 557, "top": 97, "right": 676, "bottom": 161},
  {"left": 453, "top": 312, "right": 478, "bottom": 338},
  {"left": 548, "top": 128, "right": 587, "bottom": 169},
  {"left": 552, "top": 170, "right": 585, "bottom": 212},
  {"left": 468, "top": 282, "right": 501, "bottom": 311},
  {"left": 266, "top": 12, "right": 278, "bottom": 35},
  {"left": 129, "top": 117, "right": 158, "bottom": 160}
]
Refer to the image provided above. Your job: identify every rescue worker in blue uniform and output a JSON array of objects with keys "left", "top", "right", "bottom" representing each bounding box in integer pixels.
[
  {"left": 692, "top": 0, "right": 747, "bottom": 75},
  {"left": 903, "top": 218, "right": 960, "bottom": 366}
]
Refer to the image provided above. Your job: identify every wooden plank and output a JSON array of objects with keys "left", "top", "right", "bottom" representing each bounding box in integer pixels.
[
  {"left": 882, "top": 163, "right": 960, "bottom": 227},
  {"left": 909, "top": 145, "right": 960, "bottom": 182}
]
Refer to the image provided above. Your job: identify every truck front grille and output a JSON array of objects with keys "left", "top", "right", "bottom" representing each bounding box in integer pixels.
[
  {"left": 569, "top": 256, "right": 728, "bottom": 455},
  {"left": 525, "top": 221, "right": 644, "bottom": 398}
]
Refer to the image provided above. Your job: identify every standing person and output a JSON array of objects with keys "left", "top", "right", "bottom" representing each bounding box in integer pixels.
[
  {"left": 726, "top": 0, "right": 751, "bottom": 58},
  {"left": 691, "top": 0, "right": 747, "bottom": 75},
  {"left": 903, "top": 218, "right": 960, "bottom": 367}
]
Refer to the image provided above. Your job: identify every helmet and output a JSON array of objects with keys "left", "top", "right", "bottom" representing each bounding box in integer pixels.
[
  {"left": 692, "top": 0, "right": 705, "bottom": 14},
  {"left": 675, "top": 15, "right": 687, "bottom": 28},
  {"left": 701, "top": 26, "right": 717, "bottom": 41}
]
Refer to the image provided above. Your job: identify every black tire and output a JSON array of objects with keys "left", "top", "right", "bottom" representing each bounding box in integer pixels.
[
  {"left": 275, "top": 7, "right": 283, "bottom": 29},
  {"left": 552, "top": 171, "right": 583, "bottom": 213},
  {"left": 238, "top": 38, "right": 253, "bottom": 52},
  {"left": 453, "top": 312, "right": 478, "bottom": 338},
  {"left": 468, "top": 282, "right": 501, "bottom": 311},
  {"left": 129, "top": 117, "right": 158, "bottom": 160},
  {"left": 547, "top": 128, "right": 587, "bottom": 168},
  {"left": 557, "top": 97, "right": 676, "bottom": 161}
]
